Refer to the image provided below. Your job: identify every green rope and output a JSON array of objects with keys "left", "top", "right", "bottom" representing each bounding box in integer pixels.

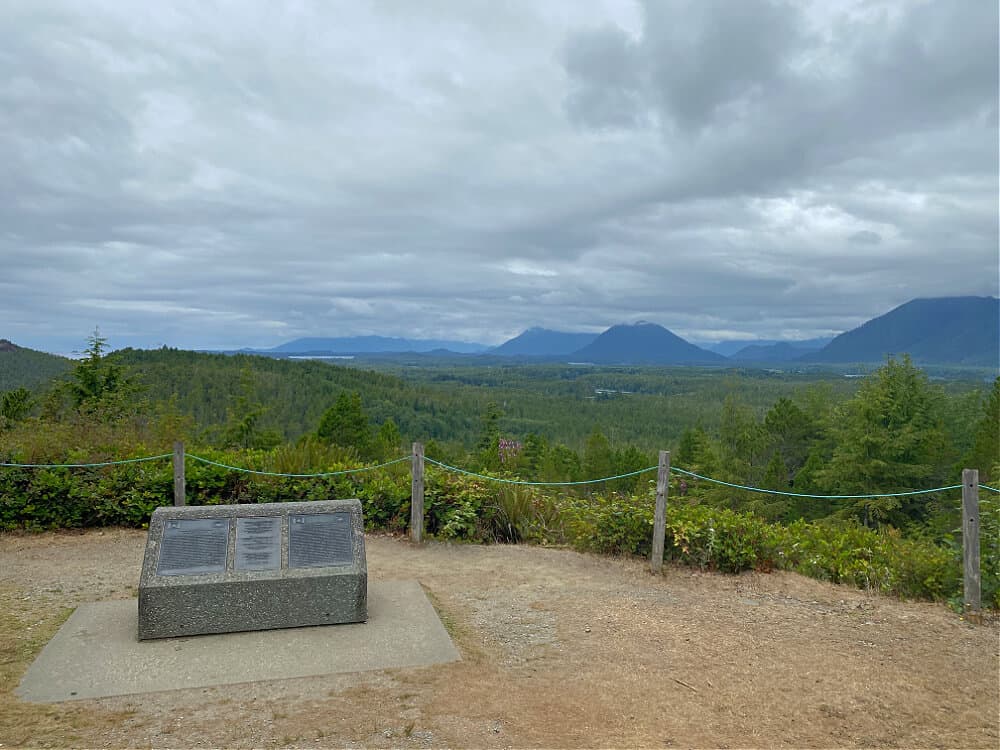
[
  {"left": 184, "top": 453, "right": 410, "bottom": 477},
  {"left": 424, "top": 457, "right": 658, "bottom": 486},
  {"left": 3, "top": 448, "right": 986, "bottom": 500},
  {"left": 0, "top": 453, "right": 173, "bottom": 469},
  {"left": 670, "top": 466, "right": 962, "bottom": 500}
]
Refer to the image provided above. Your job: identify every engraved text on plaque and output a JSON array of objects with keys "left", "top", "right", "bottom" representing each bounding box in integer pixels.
[
  {"left": 157, "top": 518, "right": 229, "bottom": 576},
  {"left": 288, "top": 513, "right": 353, "bottom": 568},
  {"left": 235, "top": 516, "right": 281, "bottom": 571}
]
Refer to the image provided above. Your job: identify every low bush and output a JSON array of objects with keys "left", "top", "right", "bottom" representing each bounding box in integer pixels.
[
  {"left": 554, "top": 484, "right": 973, "bottom": 603},
  {"left": 0, "top": 443, "right": 992, "bottom": 607}
]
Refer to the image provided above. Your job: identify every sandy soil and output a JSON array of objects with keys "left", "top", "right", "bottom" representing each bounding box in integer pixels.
[{"left": 1, "top": 528, "right": 998, "bottom": 749}]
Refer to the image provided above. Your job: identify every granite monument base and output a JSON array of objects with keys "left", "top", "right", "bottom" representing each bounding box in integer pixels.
[{"left": 138, "top": 499, "right": 366, "bottom": 640}]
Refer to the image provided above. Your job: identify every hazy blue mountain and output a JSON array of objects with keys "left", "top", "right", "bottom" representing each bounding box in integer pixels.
[
  {"left": 802, "top": 297, "right": 999, "bottom": 366},
  {"left": 570, "top": 322, "right": 728, "bottom": 365},
  {"left": 732, "top": 342, "right": 811, "bottom": 362},
  {"left": 492, "top": 328, "right": 598, "bottom": 356},
  {"left": 269, "top": 336, "right": 488, "bottom": 354},
  {"left": 705, "top": 337, "right": 833, "bottom": 357},
  {"left": 703, "top": 338, "right": 782, "bottom": 356}
]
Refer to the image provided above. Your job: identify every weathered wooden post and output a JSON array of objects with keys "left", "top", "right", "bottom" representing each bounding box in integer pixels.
[
  {"left": 173, "top": 441, "right": 186, "bottom": 507},
  {"left": 650, "top": 450, "right": 670, "bottom": 574},
  {"left": 962, "top": 468, "right": 980, "bottom": 616},
  {"left": 410, "top": 442, "right": 425, "bottom": 543}
]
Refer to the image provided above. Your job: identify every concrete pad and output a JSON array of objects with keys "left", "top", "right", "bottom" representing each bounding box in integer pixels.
[{"left": 17, "top": 580, "right": 459, "bottom": 703}]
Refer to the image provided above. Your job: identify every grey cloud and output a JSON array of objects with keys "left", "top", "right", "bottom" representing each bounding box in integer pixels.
[
  {"left": 849, "top": 230, "right": 882, "bottom": 245},
  {"left": 563, "top": 1, "right": 998, "bottom": 185},
  {"left": 0, "top": 1, "right": 996, "bottom": 353},
  {"left": 563, "top": 25, "right": 645, "bottom": 129},
  {"left": 640, "top": 0, "right": 804, "bottom": 132}
]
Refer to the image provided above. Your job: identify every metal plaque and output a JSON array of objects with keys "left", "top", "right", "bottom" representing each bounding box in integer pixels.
[
  {"left": 288, "top": 513, "right": 354, "bottom": 568},
  {"left": 235, "top": 516, "right": 281, "bottom": 571},
  {"left": 157, "top": 518, "right": 230, "bottom": 576}
]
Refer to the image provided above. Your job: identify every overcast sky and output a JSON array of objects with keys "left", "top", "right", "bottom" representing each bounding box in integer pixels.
[{"left": 2, "top": 0, "right": 997, "bottom": 353}]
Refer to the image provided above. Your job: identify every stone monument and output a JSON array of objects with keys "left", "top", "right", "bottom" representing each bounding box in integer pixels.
[{"left": 138, "top": 499, "right": 366, "bottom": 640}]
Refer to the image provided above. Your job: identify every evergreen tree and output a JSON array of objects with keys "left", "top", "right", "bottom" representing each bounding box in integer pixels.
[
  {"left": 745, "top": 451, "right": 793, "bottom": 522},
  {"left": 794, "top": 447, "right": 825, "bottom": 494},
  {"left": 221, "top": 366, "right": 282, "bottom": 450},
  {"left": 317, "top": 391, "right": 372, "bottom": 457},
  {"left": 716, "top": 394, "right": 764, "bottom": 507},
  {"left": 475, "top": 401, "right": 503, "bottom": 470},
  {"left": 718, "top": 393, "right": 764, "bottom": 481},
  {"left": 964, "top": 377, "right": 1000, "bottom": 482},
  {"left": 0, "top": 387, "right": 33, "bottom": 428},
  {"left": 764, "top": 397, "right": 816, "bottom": 475},
  {"left": 821, "top": 356, "right": 948, "bottom": 527},
  {"left": 544, "top": 443, "right": 581, "bottom": 483},
  {"left": 521, "top": 432, "right": 548, "bottom": 479},
  {"left": 583, "top": 426, "right": 613, "bottom": 480},
  {"left": 675, "top": 426, "right": 717, "bottom": 474},
  {"left": 374, "top": 418, "right": 403, "bottom": 460},
  {"left": 64, "top": 329, "right": 140, "bottom": 420},
  {"left": 612, "top": 444, "right": 651, "bottom": 492},
  {"left": 762, "top": 451, "right": 788, "bottom": 490}
]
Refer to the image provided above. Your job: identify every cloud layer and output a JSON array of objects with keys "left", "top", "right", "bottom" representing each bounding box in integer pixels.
[{"left": 2, "top": 0, "right": 997, "bottom": 352}]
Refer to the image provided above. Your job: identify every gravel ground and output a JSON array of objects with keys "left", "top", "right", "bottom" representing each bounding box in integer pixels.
[{"left": 1, "top": 528, "right": 998, "bottom": 749}]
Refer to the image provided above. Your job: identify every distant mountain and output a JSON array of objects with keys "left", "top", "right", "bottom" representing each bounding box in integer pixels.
[
  {"left": 705, "top": 337, "right": 833, "bottom": 357},
  {"left": 570, "top": 322, "right": 728, "bottom": 365},
  {"left": 268, "top": 336, "right": 488, "bottom": 354},
  {"left": 492, "top": 328, "right": 598, "bottom": 357},
  {"left": 0, "top": 339, "right": 71, "bottom": 391},
  {"left": 803, "top": 297, "right": 999, "bottom": 366},
  {"left": 732, "top": 342, "right": 810, "bottom": 362}
]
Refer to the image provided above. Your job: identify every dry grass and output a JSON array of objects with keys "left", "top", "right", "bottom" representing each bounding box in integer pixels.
[
  {"left": 1, "top": 530, "right": 998, "bottom": 748},
  {"left": 0, "top": 586, "right": 119, "bottom": 747}
]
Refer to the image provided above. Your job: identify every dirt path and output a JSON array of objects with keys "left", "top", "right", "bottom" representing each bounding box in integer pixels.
[{"left": 1, "top": 529, "right": 997, "bottom": 749}]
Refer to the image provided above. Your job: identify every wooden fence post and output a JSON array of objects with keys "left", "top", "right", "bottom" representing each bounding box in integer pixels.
[
  {"left": 962, "top": 468, "right": 980, "bottom": 616},
  {"left": 173, "top": 441, "right": 185, "bottom": 507},
  {"left": 650, "top": 450, "right": 670, "bottom": 574},
  {"left": 410, "top": 442, "right": 425, "bottom": 543}
]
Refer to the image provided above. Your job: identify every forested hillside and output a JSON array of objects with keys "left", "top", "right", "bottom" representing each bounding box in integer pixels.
[
  {"left": 108, "top": 347, "right": 878, "bottom": 453},
  {"left": 0, "top": 340, "right": 71, "bottom": 391},
  {"left": 2, "top": 336, "right": 998, "bottom": 606},
  {"left": 3, "top": 341, "right": 994, "bottom": 502}
]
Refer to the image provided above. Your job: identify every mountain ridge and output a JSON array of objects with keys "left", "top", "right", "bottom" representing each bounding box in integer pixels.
[
  {"left": 732, "top": 342, "right": 812, "bottom": 362},
  {"left": 705, "top": 337, "right": 833, "bottom": 357},
  {"left": 268, "top": 336, "right": 487, "bottom": 354},
  {"left": 803, "top": 296, "right": 998, "bottom": 366},
  {"left": 570, "top": 322, "right": 727, "bottom": 365},
  {"left": 491, "top": 328, "right": 598, "bottom": 357}
]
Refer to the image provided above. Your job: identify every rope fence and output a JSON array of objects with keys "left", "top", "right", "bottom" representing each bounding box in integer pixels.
[
  {"left": 0, "top": 453, "right": 173, "bottom": 468},
  {"left": 2, "top": 450, "right": 996, "bottom": 496},
  {"left": 1, "top": 442, "right": 992, "bottom": 613},
  {"left": 423, "top": 457, "right": 658, "bottom": 486},
  {"left": 668, "top": 466, "right": 965, "bottom": 499},
  {"left": 184, "top": 453, "right": 410, "bottom": 478}
]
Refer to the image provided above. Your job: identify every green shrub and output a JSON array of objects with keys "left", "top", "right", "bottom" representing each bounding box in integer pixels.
[
  {"left": 357, "top": 470, "right": 411, "bottom": 532},
  {"left": 554, "top": 486, "right": 968, "bottom": 603},
  {"left": 423, "top": 470, "right": 496, "bottom": 541},
  {"left": 560, "top": 490, "right": 653, "bottom": 555},
  {"left": 0, "top": 441, "right": 992, "bottom": 609}
]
